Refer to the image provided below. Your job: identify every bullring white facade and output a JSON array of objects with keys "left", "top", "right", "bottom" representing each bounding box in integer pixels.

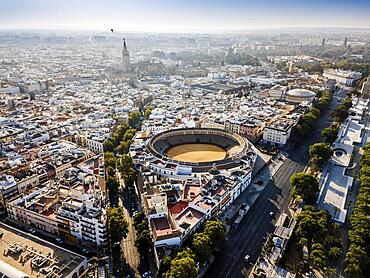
[{"left": 131, "top": 128, "right": 257, "bottom": 259}]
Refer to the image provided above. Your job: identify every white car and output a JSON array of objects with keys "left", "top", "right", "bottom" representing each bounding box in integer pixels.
[
  {"left": 142, "top": 271, "right": 152, "bottom": 278},
  {"left": 244, "top": 255, "right": 250, "bottom": 263},
  {"left": 113, "top": 242, "right": 120, "bottom": 247},
  {"left": 27, "top": 228, "right": 36, "bottom": 234}
]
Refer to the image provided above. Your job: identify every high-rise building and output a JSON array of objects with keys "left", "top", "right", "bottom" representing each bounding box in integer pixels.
[{"left": 122, "top": 38, "right": 130, "bottom": 73}]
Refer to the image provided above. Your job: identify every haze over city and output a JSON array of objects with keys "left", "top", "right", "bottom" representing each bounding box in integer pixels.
[{"left": 1, "top": 0, "right": 370, "bottom": 32}]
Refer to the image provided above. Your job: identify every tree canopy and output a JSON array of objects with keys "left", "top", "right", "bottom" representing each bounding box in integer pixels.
[
  {"left": 309, "top": 143, "right": 333, "bottom": 169},
  {"left": 321, "top": 125, "right": 339, "bottom": 144},
  {"left": 294, "top": 207, "right": 342, "bottom": 272},
  {"left": 144, "top": 106, "right": 153, "bottom": 119},
  {"left": 164, "top": 248, "right": 198, "bottom": 278},
  {"left": 106, "top": 175, "right": 119, "bottom": 193},
  {"left": 118, "top": 154, "right": 136, "bottom": 185},
  {"left": 128, "top": 111, "right": 142, "bottom": 128},
  {"left": 192, "top": 233, "right": 211, "bottom": 263},
  {"left": 290, "top": 172, "right": 319, "bottom": 204},
  {"left": 344, "top": 143, "right": 370, "bottom": 276},
  {"left": 133, "top": 210, "right": 146, "bottom": 227},
  {"left": 204, "top": 219, "right": 225, "bottom": 246},
  {"left": 134, "top": 229, "right": 152, "bottom": 256},
  {"left": 108, "top": 207, "right": 129, "bottom": 243},
  {"left": 158, "top": 256, "right": 172, "bottom": 278},
  {"left": 104, "top": 152, "right": 117, "bottom": 169}
]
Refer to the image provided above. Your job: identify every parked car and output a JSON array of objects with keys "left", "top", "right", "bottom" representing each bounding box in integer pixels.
[
  {"left": 27, "top": 228, "right": 36, "bottom": 234},
  {"left": 113, "top": 242, "right": 120, "bottom": 247},
  {"left": 142, "top": 271, "right": 152, "bottom": 278}
]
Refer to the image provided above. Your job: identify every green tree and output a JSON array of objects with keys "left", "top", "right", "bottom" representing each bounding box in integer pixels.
[
  {"left": 331, "top": 108, "right": 349, "bottom": 122},
  {"left": 106, "top": 166, "right": 115, "bottom": 177},
  {"left": 290, "top": 172, "right": 319, "bottom": 204},
  {"left": 158, "top": 256, "right": 172, "bottom": 278},
  {"left": 118, "top": 154, "right": 136, "bottom": 185},
  {"left": 342, "top": 96, "right": 353, "bottom": 109},
  {"left": 204, "top": 219, "right": 225, "bottom": 246},
  {"left": 133, "top": 210, "right": 146, "bottom": 227},
  {"left": 123, "top": 128, "right": 136, "bottom": 142},
  {"left": 302, "top": 113, "right": 317, "bottom": 128},
  {"left": 310, "top": 243, "right": 326, "bottom": 269},
  {"left": 192, "top": 232, "right": 211, "bottom": 263},
  {"left": 328, "top": 247, "right": 341, "bottom": 261},
  {"left": 345, "top": 245, "right": 367, "bottom": 277},
  {"left": 112, "top": 123, "right": 128, "bottom": 145},
  {"left": 104, "top": 152, "right": 117, "bottom": 169},
  {"left": 106, "top": 175, "right": 119, "bottom": 192},
  {"left": 315, "top": 91, "right": 332, "bottom": 111},
  {"left": 176, "top": 248, "right": 196, "bottom": 260},
  {"left": 108, "top": 207, "right": 129, "bottom": 243},
  {"left": 165, "top": 254, "right": 198, "bottom": 278},
  {"left": 324, "top": 267, "right": 337, "bottom": 278},
  {"left": 295, "top": 208, "right": 331, "bottom": 251},
  {"left": 103, "top": 139, "right": 115, "bottom": 152},
  {"left": 115, "top": 139, "right": 132, "bottom": 155},
  {"left": 309, "top": 107, "right": 320, "bottom": 119},
  {"left": 135, "top": 221, "right": 149, "bottom": 235},
  {"left": 128, "top": 111, "right": 141, "bottom": 128},
  {"left": 134, "top": 229, "right": 152, "bottom": 256},
  {"left": 321, "top": 126, "right": 339, "bottom": 144},
  {"left": 106, "top": 175, "right": 119, "bottom": 206},
  {"left": 144, "top": 106, "right": 153, "bottom": 119},
  {"left": 309, "top": 143, "right": 333, "bottom": 169}
]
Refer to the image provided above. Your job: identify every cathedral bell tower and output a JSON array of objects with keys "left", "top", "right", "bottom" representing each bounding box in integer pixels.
[{"left": 122, "top": 38, "right": 130, "bottom": 73}]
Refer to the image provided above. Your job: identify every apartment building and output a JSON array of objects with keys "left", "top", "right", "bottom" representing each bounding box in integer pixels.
[
  {"left": 263, "top": 120, "right": 294, "bottom": 145},
  {"left": 6, "top": 183, "right": 108, "bottom": 250},
  {"left": 323, "top": 69, "right": 362, "bottom": 86},
  {"left": 224, "top": 119, "right": 264, "bottom": 142}
]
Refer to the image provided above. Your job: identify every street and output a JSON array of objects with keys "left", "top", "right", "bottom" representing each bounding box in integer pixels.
[
  {"left": 205, "top": 89, "right": 347, "bottom": 278},
  {"left": 205, "top": 159, "right": 304, "bottom": 278},
  {"left": 113, "top": 173, "right": 141, "bottom": 277},
  {"left": 119, "top": 194, "right": 141, "bottom": 277}
]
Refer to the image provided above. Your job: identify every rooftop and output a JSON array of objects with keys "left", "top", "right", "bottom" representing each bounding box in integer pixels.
[{"left": 0, "top": 222, "right": 86, "bottom": 278}]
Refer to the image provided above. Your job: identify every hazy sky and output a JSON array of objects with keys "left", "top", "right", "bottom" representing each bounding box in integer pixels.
[{"left": 1, "top": 0, "right": 370, "bottom": 32}]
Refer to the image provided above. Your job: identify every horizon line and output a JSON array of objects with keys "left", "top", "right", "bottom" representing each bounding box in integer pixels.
[{"left": 0, "top": 26, "right": 370, "bottom": 35}]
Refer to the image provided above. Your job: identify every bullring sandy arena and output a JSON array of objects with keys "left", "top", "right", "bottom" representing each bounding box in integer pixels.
[{"left": 166, "top": 143, "right": 227, "bottom": 163}]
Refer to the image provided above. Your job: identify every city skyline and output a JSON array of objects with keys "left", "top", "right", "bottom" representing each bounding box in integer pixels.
[
  {"left": 1, "top": 1, "right": 370, "bottom": 278},
  {"left": 1, "top": 0, "right": 370, "bottom": 33}
]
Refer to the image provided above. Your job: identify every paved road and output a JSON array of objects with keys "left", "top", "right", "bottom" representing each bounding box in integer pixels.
[
  {"left": 205, "top": 159, "right": 304, "bottom": 278},
  {"left": 288, "top": 89, "right": 347, "bottom": 164},
  {"left": 205, "top": 89, "right": 347, "bottom": 278},
  {"left": 119, "top": 194, "right": 140, "bottom": 276},
  {"left": 116, "top": 174, "right": 141, "bottom": 277}
]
